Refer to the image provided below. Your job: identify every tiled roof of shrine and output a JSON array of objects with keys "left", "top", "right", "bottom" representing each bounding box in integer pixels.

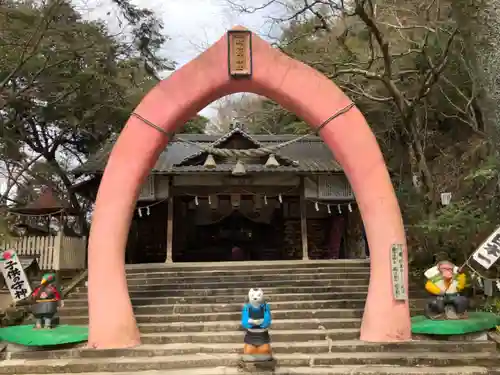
[{"left": 73, "top": 128, "right": 343, "bottom": 175}]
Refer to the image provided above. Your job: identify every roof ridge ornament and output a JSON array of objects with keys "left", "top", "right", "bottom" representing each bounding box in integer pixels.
[{"left": 229, "top": 121, "right": 246, "bottom": 132}]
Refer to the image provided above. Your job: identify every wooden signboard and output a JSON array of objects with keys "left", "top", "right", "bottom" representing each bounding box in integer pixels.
[
  {"left": 0, "top": 250, "right": 32, "bottom": 302},
  {"left": 228, "top": 30, "right": 252, "bottom": 77},
  {"left": 390, "top": 244, "right": 407, "bottom": 301}
]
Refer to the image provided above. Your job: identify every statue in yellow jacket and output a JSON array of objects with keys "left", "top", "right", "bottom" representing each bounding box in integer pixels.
[{"left": 424, "top": 260, "right": 469, "bottom": 320}]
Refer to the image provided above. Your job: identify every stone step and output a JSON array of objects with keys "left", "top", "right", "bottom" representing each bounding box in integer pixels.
[
  {"left": 68, "top": 285, "right": 426, "bottom": 300},
  {"left": 32, "top": 329, "right": 363, "bottom": 346},
  {"left": 76, "top": 279, "right": 371, "bottom": 292},
  {"left": 64, "top": 292, "right": 367, "bottom": 307},
  {"left": 125, "top": 273, "right": 371, "bottom": 286},
  {"left": 27, "top": 318, "right": 363, "bottom": 333},
  {"left": 19, "top": 367, "right": 498, "bottom": 375},
  {"left": 123, "top": 260, "right": 370, "bottom": 274},
  {"left": 5, "top": 341, "right": 495, "bottom": 361},
  {"left": 0, "top": 352, "right": 497, "bottom": 373},
  {"left": 59, "top": 306, "right": 429, "bottom": 325},
  {"left": 71, "top": 285, "right": 373, "bottom": 298},
  {"left": 137, "top": 318, "right": 362, "bottom": 333},
  {"left": 58, "top": 299, "right": 378, "bottom": 316},
  {"left": 125, "top": 266, "right": 371, "bottom": 279},
  {"left": 59, "top": 308, "right": 366, "bottom": 324},
  {"left": 139, "top": 328, "right": 361, "bottom": 344},
  {"left": 64, "top": 292, "right": 428, "bottom": 307}
]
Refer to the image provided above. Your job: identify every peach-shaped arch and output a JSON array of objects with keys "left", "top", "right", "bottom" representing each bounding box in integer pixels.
[{"left": 86, "top": 26, "right": 410, "bottom": 349}]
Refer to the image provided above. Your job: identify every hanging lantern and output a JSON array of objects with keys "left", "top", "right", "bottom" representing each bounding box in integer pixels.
[
  {"left": 232, "top": 160, "right": 247, "bottom": 176},
  {"left": 441, "top": 192, "right": 452, "bottom": 206},
  {"left": 327, "top": 204, "right": 331, "bottom": 214},
  {"left": 348, "top": 203, "right": 353, "bottom": 212},
  {"left": 203, "top": 154, "right": 217, "bottom": 169},
  {"left": 265, "top": 154, "right": 280, "bottom": 168}
]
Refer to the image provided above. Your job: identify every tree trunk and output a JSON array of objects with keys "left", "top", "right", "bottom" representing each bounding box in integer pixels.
[
  {"left": 403, "top": 113, "right": 437, "bottom": 214},
  {"left": 46, "top": 158, "right": 89, "bottom": 235}
]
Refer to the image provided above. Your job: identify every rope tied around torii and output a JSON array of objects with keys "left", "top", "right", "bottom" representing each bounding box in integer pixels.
[{"left": 131, "top": 102, "right": 355, "bottom": 159}]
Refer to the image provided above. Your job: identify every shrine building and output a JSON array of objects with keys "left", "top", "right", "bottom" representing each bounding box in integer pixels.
[{"left": 72, "top": 126, "right": 368, "bottom": 264}]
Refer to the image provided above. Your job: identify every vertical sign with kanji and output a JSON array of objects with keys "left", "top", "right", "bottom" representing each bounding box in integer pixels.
[
  {"left": 228, "top": 30, "right": 252, "bottom": 77},
  {"left": 0, "top": 250, "right": 32, "bottom": 302},
  {"left": 390, "top": 244, "right": 407, "bottom": 301}
]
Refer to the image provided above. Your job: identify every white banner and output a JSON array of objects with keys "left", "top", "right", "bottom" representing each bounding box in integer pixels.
[
  {"left": 0, "top": 250, "right": 32, "bottom": 302},
  {"left": 472, "top": 226, "right": 500, "bottom": 270}
]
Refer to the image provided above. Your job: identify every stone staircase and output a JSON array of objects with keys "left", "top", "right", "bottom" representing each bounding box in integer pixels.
[{"left": 1, "top": 260, "right": 498, "bottom": 374}]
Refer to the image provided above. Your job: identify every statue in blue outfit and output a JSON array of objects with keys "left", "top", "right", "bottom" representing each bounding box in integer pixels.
[{"left": 241, "top": 288, "right": 272, "bottom": 361}]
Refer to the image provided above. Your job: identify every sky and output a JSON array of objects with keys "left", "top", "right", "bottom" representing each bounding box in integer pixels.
[{"left": 79, "top": 0, "right": 285, "bottom": 118}]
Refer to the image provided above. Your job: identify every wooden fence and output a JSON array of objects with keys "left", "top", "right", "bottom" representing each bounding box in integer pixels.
[{"left": 0, "top": 232, "right": 86, "bottom": 270}]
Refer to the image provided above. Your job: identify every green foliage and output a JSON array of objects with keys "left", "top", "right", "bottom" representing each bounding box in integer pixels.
[
  {"left": 110, "top": 0, "right": 174, "bottom": 75},
  {"left": 482, "top": 297, "right": 500, "bottom": 314},
  {"left": 407, "top": 155, "right": 500, "bottom": 267},
  {"left": 181, "top": 115, "right": 209, "bottom": 134},
  {"left": 465, "top": 159, "right": 499, "bottom": 184},
  {"left": 0, "top": 0, "right": 156, "bottom": 156},
  {"left": 0, "top": 0, "right": 169, "bottom": 224},
  {"left": 227, "top": 2, "right": 499, "bottom": 295}
]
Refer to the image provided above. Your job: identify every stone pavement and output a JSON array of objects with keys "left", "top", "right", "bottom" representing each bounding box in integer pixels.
[{"left": 2, "top": 259, "right": 499, "bottom": 374}]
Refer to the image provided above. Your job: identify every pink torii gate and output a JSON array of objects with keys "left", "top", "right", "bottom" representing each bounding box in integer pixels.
[{"left": 86, "top": 27, "right": 410, "bottom": 349}]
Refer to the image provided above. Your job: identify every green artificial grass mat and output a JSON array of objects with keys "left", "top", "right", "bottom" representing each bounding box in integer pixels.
[
  {"left": 0, "top": 324, "right": 88, "bottom": 346},
  {"left": 411, "top": 312, "right": 499, "bottom": 335}
]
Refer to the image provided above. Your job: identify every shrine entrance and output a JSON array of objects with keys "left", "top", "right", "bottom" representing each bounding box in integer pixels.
[
  {"left": 185, "top": 210, "right": 282, "bottom": 262},
  {"left": 86, "top": 26, "right": 410, "bottom": 349}
]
